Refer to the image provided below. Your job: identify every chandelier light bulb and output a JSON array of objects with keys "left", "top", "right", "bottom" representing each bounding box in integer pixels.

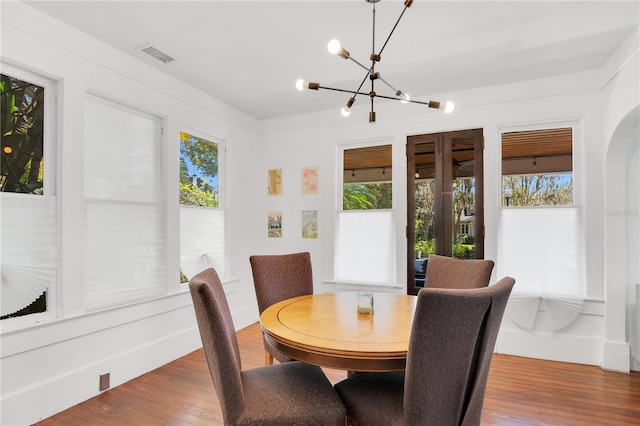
[
  {"left": 295, "top": 79, "right": 305, "bottom": 91},
  {"left": 341, "top": 106, "right": 351, "bottom": 117},
  {"left": 401, "top": 93, "right": 410, "bottom": 104},
  {"left": 327, "top": 39, "right": 342, "bottom": 55},
  {"left": 444, "top": 101, "right": 455, "bottom": 113}
]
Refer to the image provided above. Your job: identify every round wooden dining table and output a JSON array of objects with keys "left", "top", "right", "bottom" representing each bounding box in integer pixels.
[{"left": 259, "top": 291, "right": 417, "bottom": 372}]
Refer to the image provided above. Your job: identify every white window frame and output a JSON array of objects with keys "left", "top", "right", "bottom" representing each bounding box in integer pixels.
[
  {"left": 83, "top": 93, "right": 166, "bottom": 311},
  {"left": 178, "top": 128, "right": 228, "bottom": 283},
  {"left": 0, "top": 62, "right": 59, "bottom": 327},
  {"left": 500, "top": 120, "right": 581, "bottom": 206},
  {"left": 1, "top": 62, "right": 57, "bottom": 195},
  {"left": 497, "top": 120, "right": 585, "bottom": 331},
  {"left": 334, "top": 139, "right": 396, "bottom": 287}
]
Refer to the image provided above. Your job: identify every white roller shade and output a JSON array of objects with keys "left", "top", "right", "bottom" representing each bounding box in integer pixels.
[
  {"left": 84, "top": 94, "right": 165, "bottom": 311},
  {"left": 84, "top": 201, "right": 166, "bottom": 309},
  {"left": 1, "top": 195, "right": 58, "bottom": 316},
  {"left": 180, "top": 206, "right": 227, "bottom": 280},
  {"left": 498, "top": 206, "right": 584, "bottom": 330},
  {"left": 335, "top": 210, "right": 395, "bottom": 286}
]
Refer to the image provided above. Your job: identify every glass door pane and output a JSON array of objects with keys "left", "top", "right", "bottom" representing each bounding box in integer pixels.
[
  {"left": 407, "top": 129, "right": 484, "bottom": 295},
  {"left": 451, "top": 134, "right": 477, "bottom": 259}
]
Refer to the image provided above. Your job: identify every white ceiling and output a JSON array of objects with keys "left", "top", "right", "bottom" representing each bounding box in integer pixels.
[{"left": 23, "top": 0, "right": 640, "bottom": 120}]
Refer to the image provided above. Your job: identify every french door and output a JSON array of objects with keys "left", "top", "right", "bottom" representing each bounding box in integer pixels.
[{"left": 407, "top": 128, "right": 485, "bottom": 295}]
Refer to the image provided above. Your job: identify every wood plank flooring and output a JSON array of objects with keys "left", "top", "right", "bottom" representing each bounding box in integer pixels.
[{"left": 37, "top": 322, "right": 640, "bottom": 425}]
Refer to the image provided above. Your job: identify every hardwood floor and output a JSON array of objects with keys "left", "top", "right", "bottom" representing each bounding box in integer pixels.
[{"left": 37, "top": 322, "right": 640, "bottom": 426}]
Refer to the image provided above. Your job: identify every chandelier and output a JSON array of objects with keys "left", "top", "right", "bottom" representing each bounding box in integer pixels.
[{"left": 296, "top": 0, "right": 454, "bottom": 123}]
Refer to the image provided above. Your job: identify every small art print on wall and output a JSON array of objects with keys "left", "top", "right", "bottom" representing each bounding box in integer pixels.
[
  {"left": 301, "top": 167, "right": 318, "bottom": 195},
  {"left": 268, "top": 168, "right": 282, "bottom": 196},
  {"left": 268, "top": 211, "right": 282, "bottom": 238},
  {"left": 301, "top": 210, "right": 318, "bottom": 239}
]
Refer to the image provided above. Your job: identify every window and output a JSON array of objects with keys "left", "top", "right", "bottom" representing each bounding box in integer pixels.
[
  {"left": 342, "top": 145, "right": 392, "bottom": 210},
  {"left": 335, "top": 142, "right": 395, "bottom": 286},
  {"left": 179, "top": 131, "right": 227, "bottom": 283},
  {"left": 1, "top": 65, "right": 57, "bottom": 322},
  {"left": 501, "top": 127, "right": 573, "bottom": 207},
  {"left": 1, "top": 73, "right": 47, "bottom": 194},
  {"left": 179, "top": 131, "right": 219, "bottom": 208},
  {"left": 84, "top": 94, "right": 165, "bottom": 311},
  {"left": 497, "top": 124, "right": 584, "bottom": 331}
]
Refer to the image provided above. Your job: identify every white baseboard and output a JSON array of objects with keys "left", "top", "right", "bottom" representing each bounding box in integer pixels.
[
  {"left": 602, "top": 341, "right": 631, "bottom": 372},
  {"left": 1, "top": 327, "right": 202, "bottom": 426},
  {"left": 495, "top": 328, "right": 603, "bottom": 366}
]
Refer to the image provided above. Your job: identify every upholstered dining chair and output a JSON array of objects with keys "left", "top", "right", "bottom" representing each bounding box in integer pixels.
[
  {"left": 334, "top": 276, "right": 516, "bottom": 426},
  {"left": 249, "top": 252, "right": 313, "bottom": 365},
  {"left": 189, "top": 268, "right": 346, "bottom": 426},
  {"left": 424, "top": 254, "right": 495, "bottom": 289}
]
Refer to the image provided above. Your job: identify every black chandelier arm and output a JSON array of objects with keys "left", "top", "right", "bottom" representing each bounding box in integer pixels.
[
  {"left": 311, "top": 84, "right": 441, "bottom": 109},
  {"left": 354, "top": 72, "right": 370, "bottom": 99},
  {"left": 313, "top": 85, "right": 370, "bottom": 97},
  {"left": 371, "top": 72, "right": 399, "bottom": 94},
  {"left": 349, "top": 56, "right": 374, "bottom": 74},
  {"left": 371, "top": 0, "right": 377, "bottom": 55},
  {"left": 375, "top": 93, "right": 441, "bottom": 108},
  {"left": 378, "top": 0, "right": 413, "bottom": 57}
]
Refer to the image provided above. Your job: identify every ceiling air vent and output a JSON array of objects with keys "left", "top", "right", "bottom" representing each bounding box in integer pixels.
[{"left": 139, "top": 45, "right": 175, "bottom": 64}]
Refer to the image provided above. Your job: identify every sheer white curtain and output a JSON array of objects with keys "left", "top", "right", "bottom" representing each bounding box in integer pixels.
[
  {"left": 498, "top": 206, "right": 585, "bottom": 330},
  {"left": 84, "top": 94, "right": 165, "bottom": 311},
  {"left": 335, "top": 210, "right": 395, "bottom": 286}
]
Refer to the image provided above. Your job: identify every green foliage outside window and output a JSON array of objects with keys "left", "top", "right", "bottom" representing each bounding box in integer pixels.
[
  {"left": 343, "top": 182, "right": 392, "bottom": 210},
  {"left": 1, "top": 74, "right": 45, "bottom": 194},
  {"left": 179, "top": 131, "right": 219, "bottom": 207},
  {"left": 502, "top": 174, "right": 573, "bottom": 206}
]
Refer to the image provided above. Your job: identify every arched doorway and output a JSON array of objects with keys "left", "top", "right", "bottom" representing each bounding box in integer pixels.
[{"left": 605, "top": 105, "right": 640, "bottom": 372}]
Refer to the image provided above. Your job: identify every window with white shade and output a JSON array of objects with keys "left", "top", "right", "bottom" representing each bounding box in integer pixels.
[
  {"left": 1, "top": 64, "right": 58, "bottom": 322},
  {"left": 84, "top": 94, "right": 165, "bottom": 311},
  {"left": 335, "top": 142, "right": 395, "bottom": 286},
  {"left": 498, "top": 123, "right": 585, "bottom": 331},
  {"left": 179, "top": 131, "right": 227, "bottom": 283}
]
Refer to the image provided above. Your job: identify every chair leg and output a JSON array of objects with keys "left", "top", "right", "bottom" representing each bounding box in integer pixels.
[{"left": 264, "top": 350, "right": 274, "bottom": 365}]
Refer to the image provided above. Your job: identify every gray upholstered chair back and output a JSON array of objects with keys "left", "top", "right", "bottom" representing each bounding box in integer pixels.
[
  {"left": 403, "top": 276, "right": 515, "bottom": 426},
  {"left": 250, "top": 252, "right": 313, "bottom": 313},
  {"left": 425, "top": 254, "right": 495, "bottom": 289},
  {"left": 189, "top": 268, "right": 244, "bottom": 423},
  {"left": 190, "top": 267, "right": 347, "bottom": 426}
]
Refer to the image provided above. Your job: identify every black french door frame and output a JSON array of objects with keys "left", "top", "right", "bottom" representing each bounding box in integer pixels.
[{"left": 407, "top": 128, "right": 485, "bottom": 295}]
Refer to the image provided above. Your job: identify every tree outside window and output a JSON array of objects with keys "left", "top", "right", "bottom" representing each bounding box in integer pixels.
[
  {"left": 502, "top": 173, "right": 573, "bottom": 207},
  {"left": 1, "top": 74, "right": 45, "bottom": 195},
  {"left": 179, "top": 131, "right": 219, "bottom": 207},
  {"left": 501, "top": 127, "right": 573, "bottom": 207},
  {"left": 179, "top": 131, "right": 224, "bottom": 284},
  {"left": 342, "top": 144, "right": 392, "bottom": 210}
]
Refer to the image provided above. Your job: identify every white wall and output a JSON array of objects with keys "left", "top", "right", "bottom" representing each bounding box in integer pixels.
[
  {"left": 1, "top": 3, "right": 264, "bottom": 425},
  {"left": 1, "top": 2, "right": 639, "bottom": 425},
  {"left": 259, "top": 30, "right": 638, "bottom": 370}
]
